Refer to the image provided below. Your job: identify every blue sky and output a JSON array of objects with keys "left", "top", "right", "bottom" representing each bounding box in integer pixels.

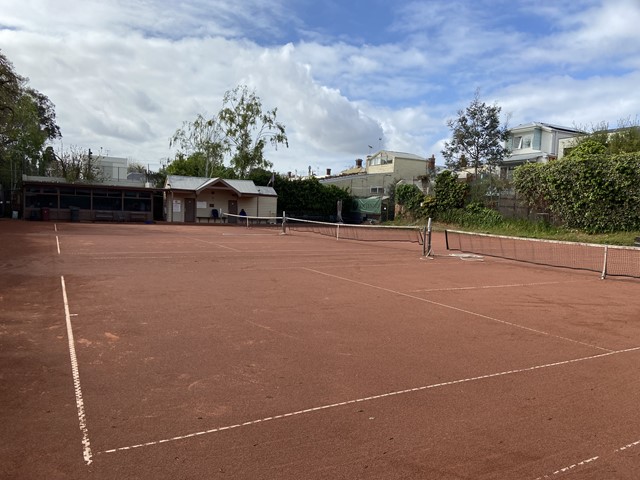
[{"left": 2, "top": 0, "right": 639, "bottom": 175}]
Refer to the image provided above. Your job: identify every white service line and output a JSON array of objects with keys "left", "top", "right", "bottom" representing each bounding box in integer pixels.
[
  {"left": 534, "top": 437, "right": 640, "bottom": 479},
  {"left": 99, "top": 345, "right": 640, "bottom": 456},
  {"left": 60, "top": 276, "right": 93, "bottom": 465},
  {"left": 303, "top": 267, "right": 613, "bottom": 353},
  {"left": 534, "top": 456, "right": 600, "bottom": 479},
  {"left": 56, "top": 236, "right": 60, "bottom": 255},
  {"left": 410, "top": 279, "right": 594, "bottom": 293}
]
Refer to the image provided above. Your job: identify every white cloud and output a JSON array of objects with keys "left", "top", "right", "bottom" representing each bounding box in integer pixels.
[{"left": 1, "top": 0, "right": 639, "bottom": 174}]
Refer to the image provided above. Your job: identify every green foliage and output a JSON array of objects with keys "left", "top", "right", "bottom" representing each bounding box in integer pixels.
[
  {"left": 274, "top": 176, "right": 353, "bottom": 218},
  {"left": 436, "top": 202, "right": 503, "bottom": 229},
  {"left": 50, "top": 146, "right": 104, "bottom": 182},
  {"left": 442, "top": 90, "right": 510, "bottom": 174},
  {"left": 1, "top": 51, "right": 61, "bottom": 191},
  {"left": 434, "top": 170, "right": 469, "bottom": 211},
  {"left": 417, "top": 195, "right": 437, "bottom": 218},
  {"left": 566, "top": 118, "right": 640, "bottom": 158},
  {"left": 247, "top": 168, "right": 273, "bottom": 186},
  {"left": 169, "top": 113, "right": 226, "bottom": 177},
  {"left": 564, "top": 138, "right": 607, "bottom": 159},
  {"left": 218, "top": 85, "right": 288, "bottom": 178},
  {"left": 164, "top": 152, "right": 237, "bottom": 179},
  {"left": 168, "top": 84, "right": 288, "bottom": 179},
  {"left": 512, "top": 162, "right": 550, "bottom": 211},
  {"left": 395, "top": 183, "right": 425, "bottom": 219},
  {"left": 514, "top": 153, "right": 640, "bottom": 233}
]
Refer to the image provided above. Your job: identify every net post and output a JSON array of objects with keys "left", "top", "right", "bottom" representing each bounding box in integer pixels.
[
  {"left": 445, "top": 230, "right": 449, "bottom": 250},
  {"left": 282, "top": 211, "right": 287, "bottom": 235},
  {"left": 601, "top": 245, "right": 608, "bottom": 280},
  {"left": 336, "top": 223, "right": 340, "bottom": 240},
  {"left": 426, "top": 217, "right": 432, "bottom": 257}
]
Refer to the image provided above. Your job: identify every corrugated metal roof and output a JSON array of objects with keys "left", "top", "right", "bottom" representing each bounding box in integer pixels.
[
  {"left": 23, "top": 175, "right": 148, "bottom": 188},
  {"left": 165, "top": 175, "right": 277, "bottom": 196},
  {"left": 165, "top": 175, "right": 211, "bottom": 190}
]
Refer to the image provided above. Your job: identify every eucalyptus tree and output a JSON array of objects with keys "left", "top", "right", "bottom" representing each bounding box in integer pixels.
[
  {"left": 218, "top": 85, "right": 288, "bottom": 178},
  {"left": 169, "top": 85, "right": 288, "bottom": 179}
]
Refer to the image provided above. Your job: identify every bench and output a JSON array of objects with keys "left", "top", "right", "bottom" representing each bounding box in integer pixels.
[
  {"left": 94, "top": 211, "right": 114, "bottom": 222},
  {"left": 129, "top": 212, "right": 148, "bottom": 222}
]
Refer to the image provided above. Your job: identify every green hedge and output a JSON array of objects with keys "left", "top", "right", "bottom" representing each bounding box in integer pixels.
[{"left": 513, "top": 153, "right": 640, "bottom": 233}]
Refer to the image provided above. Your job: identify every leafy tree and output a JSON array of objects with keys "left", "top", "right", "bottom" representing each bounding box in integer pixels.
[
  {"left": 164, "top": 152, "right": 236, "bottom": 179},
  {"left": 50, "top": 146, "right": 104, "bottom": 182},
  {"left": 169, "top": 113, "right": 226, "bottom": 177},
  {"left": 442, "top": 91, "right": 509, "bottom": 176},
  {"left": 434, "top": 170, "right": 469, "bottom": 211},
  {"left": 168, "top": 85, "right": 287, "bottom": 179},
  {"left": 566, "top": 118, "right": 640, "bottom": 158},
  {"left": 247, "top": 167, "right": 274, "bottom": 186},
  {"left": 395, "top": 183, "right": 425, "bottom": 220},
  {"left": 273, "top": 175, "right": 352, "bottom": 219},
  {"left": 218, "top": 85, "right": 288, "bottom": 178},
  {"left": 127, "top": 162, "right": 147, "bottom": 173},
  {"left": 1, "top": 51, "right": 61, "bottom": 202}
]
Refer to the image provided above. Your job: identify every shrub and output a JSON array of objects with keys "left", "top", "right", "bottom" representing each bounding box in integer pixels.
[{"left": 514, "top": 153, "right": 640, "bottom": 233}]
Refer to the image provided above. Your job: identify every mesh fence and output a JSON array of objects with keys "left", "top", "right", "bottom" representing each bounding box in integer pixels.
[{"left": 445, "top": 229, "right": 640, "bottom": 279}]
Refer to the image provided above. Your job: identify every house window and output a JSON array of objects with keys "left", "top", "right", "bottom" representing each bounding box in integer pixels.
[
  {"left": 523, "top": 136, "right": 532, "bottom": 148},
  {"left": 370, "top": 186, "right": 383, "bottom": 195},
  {"left": 513, "top": 136, "right": 523, "bottom": 149}
]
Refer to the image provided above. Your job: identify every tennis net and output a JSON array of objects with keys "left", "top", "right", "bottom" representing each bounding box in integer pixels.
[
  {"left": 223, "top": 213, "right": 285, "bottom": 232},
  {"left": 445, "top": 229, "right": 640, "bottom": 279},
  {"left": 285, "top": 217, "right": 426, "bottom": 246}
]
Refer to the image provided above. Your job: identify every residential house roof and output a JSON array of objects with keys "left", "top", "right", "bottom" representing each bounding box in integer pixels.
[
  {"left": 164, "top": 175, "right": 276, "bottom": 196},
  {"left": 510, "top": 122, "right": 584, "bottom": 134}
]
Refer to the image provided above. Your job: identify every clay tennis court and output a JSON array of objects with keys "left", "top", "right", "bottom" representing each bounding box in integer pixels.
[{"left": 2, "top": 219, "right": 640, "bottom": 479}]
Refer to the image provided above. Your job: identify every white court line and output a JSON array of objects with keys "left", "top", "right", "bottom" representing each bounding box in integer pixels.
[
  {"left": 61, "top": 276, "right": 93, "bottom": 465},
  {"left": 99, "top": 346, "right": 640, "bottom": 455},
  {"left": 181, "top": 236, "right": 240, "bottom": 251},
  {"left": 303, "top": 268, "right": 613, "bottom": 353},
  {"left": 56, "top": 236, "right": 60, "bottom": 255},
  {"left": 534, "top": 456, "right": 600, "bottom": 479},
  {"left": 410, "top": 279, "right": 594, "bottom": 293},
  {"left": 534, "top": 437, "right": 640, "bottom": 479}
]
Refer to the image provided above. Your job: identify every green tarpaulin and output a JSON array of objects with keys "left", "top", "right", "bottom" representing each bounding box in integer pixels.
[{"left": 355, "top": 196, "right": 382, "bottom": 215}]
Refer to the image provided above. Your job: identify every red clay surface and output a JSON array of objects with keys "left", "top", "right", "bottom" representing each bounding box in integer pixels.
[{"left": 1, "top": 219, "right": 640, "bottom": 480}]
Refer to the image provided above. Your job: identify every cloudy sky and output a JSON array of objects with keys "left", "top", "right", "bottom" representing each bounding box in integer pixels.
[{"left": 2, "top": 0, "right": 639, "bottom": 175}]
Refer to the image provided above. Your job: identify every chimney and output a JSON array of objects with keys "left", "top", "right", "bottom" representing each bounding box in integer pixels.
[
  {"left": 355, "top": 158, "right": 363, "bottom": 168},
  {"left": 326, "top": 168, "right": 331, "bottom": 176},
  {"left": 427, "top": 154, "right": 436, "bottom": 172}
]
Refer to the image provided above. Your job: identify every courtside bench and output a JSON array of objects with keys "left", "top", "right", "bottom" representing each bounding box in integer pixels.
[
  {"left": 94, "top": 210, "right": 114, "bottom": 222},
  {"left": 129, "top": 212, "right": 148, "bottom": 222}
]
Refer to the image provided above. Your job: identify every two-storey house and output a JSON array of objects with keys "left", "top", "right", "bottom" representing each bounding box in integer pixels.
[{"left": 501, "top": 122, "right": 583, "bottom": 179}]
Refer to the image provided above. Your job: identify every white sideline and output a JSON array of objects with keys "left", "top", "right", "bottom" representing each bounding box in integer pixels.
[{"left": 61, "top": 276, "right": 93, "bottom": 465}]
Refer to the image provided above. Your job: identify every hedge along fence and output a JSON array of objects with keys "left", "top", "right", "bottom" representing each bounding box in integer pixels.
[{"left": 513, "top": 153, "right": 640, "bottom": 233}]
